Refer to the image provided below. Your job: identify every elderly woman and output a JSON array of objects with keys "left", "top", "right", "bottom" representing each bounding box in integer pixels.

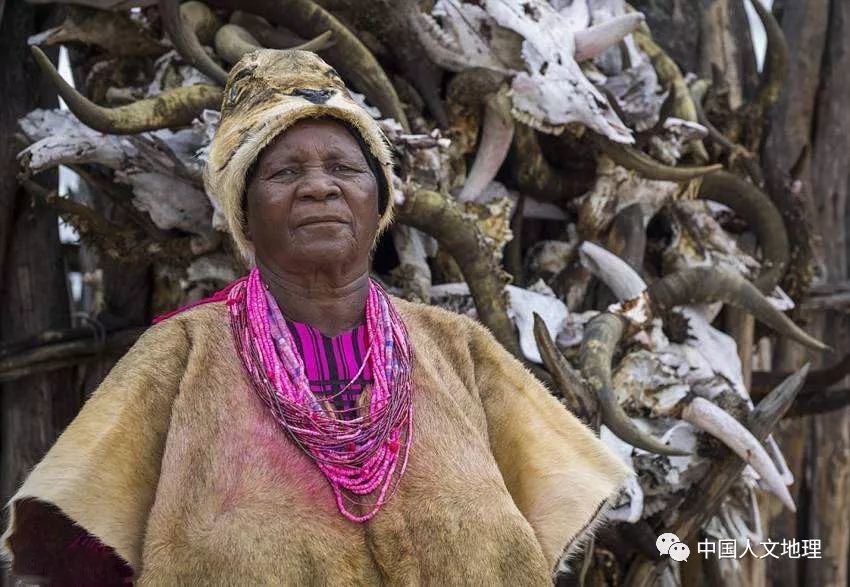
[{"left": 2, "top": 49, "right": 629, "bottom": 585}]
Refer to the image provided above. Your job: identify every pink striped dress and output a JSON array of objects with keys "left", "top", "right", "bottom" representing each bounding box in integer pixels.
[{"left": 267, "top": 305, "right": 372, "bottom": 420}]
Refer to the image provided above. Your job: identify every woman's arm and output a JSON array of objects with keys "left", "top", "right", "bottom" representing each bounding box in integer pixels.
[
  {"left": 464, "top": 316, "right": 632, "bottom": 574},
  {"left": 2, "top": 316, "right": 192, "bottom": 583}
]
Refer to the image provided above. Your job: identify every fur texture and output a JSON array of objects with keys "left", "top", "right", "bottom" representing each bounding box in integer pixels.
[
  {"left": 2, "top": 300, "right": 631, "bottom": 585},
  {"left": 204, "top": 49, "right": 396, "bottom": 266}
]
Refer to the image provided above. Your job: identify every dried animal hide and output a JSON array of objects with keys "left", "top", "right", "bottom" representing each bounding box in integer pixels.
[{"left": 1, "top": 299, "right": 630, "bottom": 583}]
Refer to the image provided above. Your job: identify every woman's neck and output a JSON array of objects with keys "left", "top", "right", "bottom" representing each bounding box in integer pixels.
[{"left": 257, "top": 260, "right": 370, "bottom": 338}]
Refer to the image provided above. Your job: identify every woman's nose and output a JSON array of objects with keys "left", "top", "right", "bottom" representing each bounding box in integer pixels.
[{"left": 295, "top": 169, "right": 341, "bottom": 201}]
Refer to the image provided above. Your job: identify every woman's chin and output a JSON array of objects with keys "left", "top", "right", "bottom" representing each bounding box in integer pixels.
[{"left": 290, "top": 240, "right": 358, "bottom": 265}]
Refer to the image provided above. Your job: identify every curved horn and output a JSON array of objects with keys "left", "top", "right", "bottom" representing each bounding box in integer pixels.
[
  {"left": 699, "top": 171, "right": 789, "bottom": 293},
  {"left": 214, "top": 24, "right": 262, "bottom": 65},
  {"left": 593, "top": 136, "right": 721, "bottom": 182},
  {"left": 216, "top": 23, "right": 333, "bottom": 64},
  {"left": 230, "top": 11, "right": 306, "bottom": 48},
  {"left": 681, "top": 397, "right": 795, "bottom": 512},
  {"left": 751, "top": 0, "right": 788, "bottom": 113},
  {"left": 30, "top": 46, "right": 222, "bottom": 134},
  {"left": 458, "top": 95, "right": 515, "bottom": 202},
  {"left": 580, "top": 313, "right": 690, "bottom": 456},
  {"left": 656, "top": 365, "right": 808, "bottom": 542},
  {"left": 579, "top": 241, "right": 647, "bottom": 300},
  {"left": 208, "top": 0, "right": 409, "bottom": 131},
  {"left": 396, "top": 190, "right": 520, "bottom": 357},
  {"left": 633, "top": 25, "right": 709, "bottom": 163},
  {"left": 510, "top": 124, "right": 593, "bottom": 202},
  {"left": 573, "top": 13, "right": 645, "bottom": 62},
  {"left": 533, "top": 312, "right": 596, "bottom": 422},
  {"left": 648, "top": 267, "right": 828, "bottom": 351},
  {"left": 607, "top": 204, "right": 647, "bottom": 275},
  {"left": 159, "top": 0, "right": 228, "bottom": 85},
  {"left": 179, "top": 0, "right": 221, "bottom": 45},
  {"left": 293, "top": 30, "right": 334, "bottom": 52}
]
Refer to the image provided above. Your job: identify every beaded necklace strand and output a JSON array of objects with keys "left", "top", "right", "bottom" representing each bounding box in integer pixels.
[{"left": 227, "top": 267, "right": 414, "bottom": 522}]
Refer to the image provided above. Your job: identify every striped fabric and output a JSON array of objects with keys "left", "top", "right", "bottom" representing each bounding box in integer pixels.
[{"left": 267, "top": 309, "right": 373, "bottom": 421}]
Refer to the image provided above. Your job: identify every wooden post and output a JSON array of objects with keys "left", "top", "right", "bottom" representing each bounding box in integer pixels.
[{"left": 0, "top": 4, "right": 81, "bottom": 586}]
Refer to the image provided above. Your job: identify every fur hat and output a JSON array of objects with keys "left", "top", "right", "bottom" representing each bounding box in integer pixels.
[{"left": 204, "top": 49, "right": 396, "bottom": 266}]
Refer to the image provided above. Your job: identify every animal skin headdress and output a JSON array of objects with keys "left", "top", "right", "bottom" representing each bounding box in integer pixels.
[{"left": 204, "top": 49, "right": 396, "bottom": 266}]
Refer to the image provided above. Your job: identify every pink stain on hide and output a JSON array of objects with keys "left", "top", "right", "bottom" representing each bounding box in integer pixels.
[{"left": 247, "top": 411, "right": 337, "bottom": 507}]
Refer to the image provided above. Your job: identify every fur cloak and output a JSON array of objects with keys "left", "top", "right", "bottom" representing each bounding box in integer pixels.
[{"left": 2, "top": 298, "right": 631, "bottom": 585}]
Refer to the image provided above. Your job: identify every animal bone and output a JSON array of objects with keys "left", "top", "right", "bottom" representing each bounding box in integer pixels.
[
  {"left": 159, "top": 0, "right": 228, "bottom": 84},
  {"left": 649, "top": 268, "right": 827, "bottom": 351},
  {"left": 391, "top": 225, "right": 435, "bottom": 303},
  {"left": 214, "top": 24, "right": 333, "bottom": 64},
  {"left": 180, "top": 1, "right": 221, "bottom": 45},
  {"left": 533, "top": 312, "right": 597, "bottom": 423},
  {"left": 229, "top": 11, "right": 308, "bottom": 47},
  {"left": 510, "top": 123, "right": 594, "bottom": 203},
  {"left": 749, "top": 0, "right": 789, "bottom": 119},
  {"left": 632, "top": 23, "right": 708, "bottom": 162},
  {"left": 573, "top": 13, "right": 645, "bottom": 61},
  {"left": 458, "top": 93, "right": 515, "bottom": 202},
  {"left": 410, "top": 0, "right": 517, "bottom": 73},
  {"left": 579, "top": 243, "right": 825, "bottom": 454},
  {"left": 413, "top": 0, "right": 638, "bottom": 142},
  {"left": 30, "top": 46, "right": 221, "bottom": 134},
  {"left": 603, "top": 59, "right": 666, "bottom": 131},
  {"left": 699, "top": 171, "right": 789, "bottom": 293},
  {"left": 214, "top": 23, "right": 262, "bottom": 64},
  {"left": 19, "top": 109, "right": 214, "bottom": 237},
  {"left": 395, "top": 189, "right": 519, "bottom": 356},
  {"left": 592, "top": 134, "right": 721, "bottom": 181},
  {"left": 647, "top": 117, "right": 708, "bottom": 165},
  {"left": 662, "top": 199, "right": 761, "bottom": 282},
  {"left": 28, "top": 9, "right": 165, "bottom": 57},
  {"left": 506, "top": 282, "right": 568, "bottom": 364},
  {"left": 581, "top": 312, "right": 689, "bottom": 455},
  {"left": 681, "top": 397, "right": 795, "bottom": 512},
  {"left": 579, "top": 240, "right": 645, "bottom": 300}
]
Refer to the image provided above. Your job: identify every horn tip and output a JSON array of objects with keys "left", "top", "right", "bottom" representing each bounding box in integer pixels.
[
  {"left": 29, "top": 45, "right": 58, "bottom": 79},
  {"left": 806, "top": 339, "right": 830, "bottom": 352},
  {"left": 785, "top": 500, "right": 797, "bottom": 513},
  {"left": 29, "top": 44, "right": 47, "bottom": 63}
]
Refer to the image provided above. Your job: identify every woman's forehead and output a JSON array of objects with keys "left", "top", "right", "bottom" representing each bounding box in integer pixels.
[{"left": 261, "top": 118, "right": 366, "bottom": 161}]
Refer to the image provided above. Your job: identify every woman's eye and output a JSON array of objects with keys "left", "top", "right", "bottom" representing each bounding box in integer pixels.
[
  {"left": 272, "top": 168, "right": 297, "bottom": 178},
  {"left": 334, "top": 164, "right": 361, "bottom": 174}
]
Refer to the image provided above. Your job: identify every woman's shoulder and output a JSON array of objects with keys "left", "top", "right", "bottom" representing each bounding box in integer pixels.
[
  {"left": 114, "top": 300, "right": 230, "bottom": 368},
  {"left": 147, "top": 299, "right": 230, "bottom": 339},
  {"left": 389, "top": 295, "right": 484, "bottom": 339}
]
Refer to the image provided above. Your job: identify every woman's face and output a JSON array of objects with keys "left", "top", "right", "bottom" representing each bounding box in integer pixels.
[{"left": 244, "top": 118, "right": 379, "bottom": 275}]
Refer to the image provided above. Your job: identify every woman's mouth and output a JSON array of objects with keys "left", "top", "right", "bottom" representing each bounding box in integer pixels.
[{"left": 296, "top": 215, "right": 349, "bottom": 228}]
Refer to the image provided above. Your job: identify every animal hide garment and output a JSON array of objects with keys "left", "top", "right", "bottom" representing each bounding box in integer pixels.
[{"left": 2, "top": 298, "right": 631, "bottom": 585}]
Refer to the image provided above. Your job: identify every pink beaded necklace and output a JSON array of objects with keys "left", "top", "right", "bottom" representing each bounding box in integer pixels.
[{"left": 227, "top": 267, "right": 414, "bottom": 522}]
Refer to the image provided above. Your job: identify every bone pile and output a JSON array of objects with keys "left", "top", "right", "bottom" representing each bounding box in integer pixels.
[{"left": 20, "top": 0, "right": 821, "bottom": 581}]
